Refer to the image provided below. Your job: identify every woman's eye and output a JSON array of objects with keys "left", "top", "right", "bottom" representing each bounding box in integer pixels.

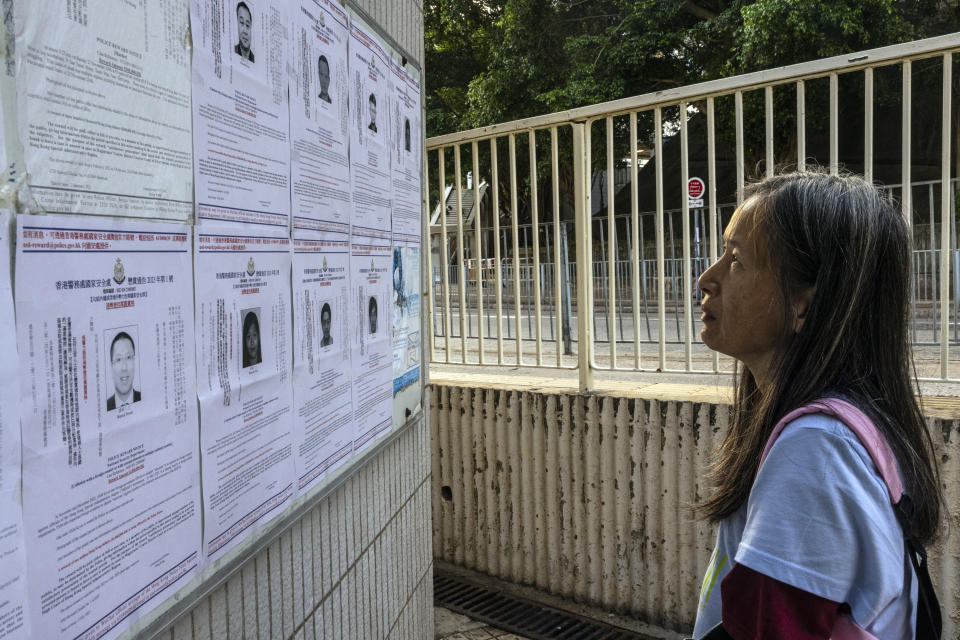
[{"left": 730, "top": 253, "right": 739, "bottom": 263}]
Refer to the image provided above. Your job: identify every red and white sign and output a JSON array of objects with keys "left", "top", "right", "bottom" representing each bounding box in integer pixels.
[{"left": 687, "top": 177, "right": 705, "bottom": 208}]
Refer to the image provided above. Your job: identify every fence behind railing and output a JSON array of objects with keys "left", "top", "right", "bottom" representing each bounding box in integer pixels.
[{"left": 424, "top": 34, "right": 960, "bottom": 388}]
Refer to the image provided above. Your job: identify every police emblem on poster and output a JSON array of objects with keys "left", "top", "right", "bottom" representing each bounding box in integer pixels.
[{"left": 113, "top": 257, "right": 126, "bottom": 285}]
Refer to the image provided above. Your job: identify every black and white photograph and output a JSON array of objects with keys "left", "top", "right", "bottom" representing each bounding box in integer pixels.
[
  {"left": 317, "top": 54, "right": 332, "bottom": 103},
  {"left": 368, "top": 296, "right": 378, "bottom": 335},
  {"left": 241, "top": 308, "right": 262, "bottom": 368},
  {"left": 320, "top": 302, "right": 334, "bottom": 347},
  {"left": 105, "top": 327, "right": 142, "bottom": 411},
  {"left": 367, "top": 93, "right": 378, "bottom": 133},
  {"left": 234, "top": 1, "right": 254, "bottom": 62}
]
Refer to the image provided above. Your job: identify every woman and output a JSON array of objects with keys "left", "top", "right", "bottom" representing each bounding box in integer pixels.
[
  {"left": 692, "top": 172, "right": 942, "bottom": 638},
  {"left": 242, "top": 310, "right": 262, "bottom": 368}
]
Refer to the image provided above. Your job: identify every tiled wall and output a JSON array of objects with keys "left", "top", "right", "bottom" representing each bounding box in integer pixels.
[{"left": 154, "top": 414, "right": 433, "bottom": 640}]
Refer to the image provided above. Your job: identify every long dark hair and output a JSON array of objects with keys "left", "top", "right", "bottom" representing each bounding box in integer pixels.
[{"left": 698, "top": 171, "right": 942, "bottom": 545}]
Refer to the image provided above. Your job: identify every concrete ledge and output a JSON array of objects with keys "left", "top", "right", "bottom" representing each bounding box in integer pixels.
[{"left": 429, "top": 365, "right": 960, "bottom": 419}]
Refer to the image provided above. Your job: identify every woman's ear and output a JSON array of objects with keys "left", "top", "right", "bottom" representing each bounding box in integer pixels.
[{"left": 793, "top": 286, "right": 815, "bottom": 333}]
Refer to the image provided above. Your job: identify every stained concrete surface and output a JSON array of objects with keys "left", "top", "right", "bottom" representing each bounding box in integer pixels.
[{"left": 434, "top": 606, "right": 534, "bottom": 640}]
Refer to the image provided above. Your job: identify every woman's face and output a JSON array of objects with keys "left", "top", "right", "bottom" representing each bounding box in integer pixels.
[
  {"left": 697, "top": 201, "right": 787, "bottom": 385},
  {"left": 245, "top": 321, "right": 259, "bottom": 360}
]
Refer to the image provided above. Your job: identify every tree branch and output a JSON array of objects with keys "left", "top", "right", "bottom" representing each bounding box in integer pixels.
[{"left": 683, "top": 0, "right": 717, "bottom": 20}]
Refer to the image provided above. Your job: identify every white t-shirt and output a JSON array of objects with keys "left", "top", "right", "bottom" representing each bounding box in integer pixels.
[{"left": 692, "top": 413, "right": 916, "bottom": 638}]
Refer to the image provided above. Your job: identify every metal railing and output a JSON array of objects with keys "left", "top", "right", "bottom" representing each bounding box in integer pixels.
[{"left": 424, "top": 34, "right": 960, "bottom": 389}]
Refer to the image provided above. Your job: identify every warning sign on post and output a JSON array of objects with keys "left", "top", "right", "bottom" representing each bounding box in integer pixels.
[{"left": 687, "top": 177, "right": 705, "bottom": 209}]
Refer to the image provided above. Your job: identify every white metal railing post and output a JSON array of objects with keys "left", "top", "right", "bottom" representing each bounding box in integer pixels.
[
  {"left": 629, "top": 112, "right": 641, "bottom": 370},
  {"left": 454, "top": 145, "right": 468, "bottom": 362},
  {"left": 707, "top": 97, "right": 720, "bottom": 372},
  {"left": 424, "top": 144, "right": 434, "bottom": 364},
  {"left": 939, "top": 53, "right": 952, "bottom": 378},
  {"left": 864, "top": 68, "right": 874, "bottom": 182},
  {"left": 655, "top": 108, "right": 667, "bottom": 370},
  {"left": 606, "top": 117, "right": 617, "bottom": 369},
  {"left": 491, "top": 138, "right": 504, "bottom": 364},
  {"left": 509, "top": 134, "right": 523, "bottom": 364},
  {"left": 902, "top": 60, "right": 912, "bottom": 225},
  {"left": 472, "top": 141, "right": 484, "bottom": 364},
  {"left": 551, "top": 127, "right": 563, "bottom": 368},
  {"left": 585, "top": 122, "right": 596, "bottom": 372},
  {"left": 796, "top": 81, "right": 806, "bottom": 171},
  {"left": 829, "top": 73, "right": 839, "bottom": 175},
  {"left": 735, "top": 91, "right": 744, "bottom": 204},
  {"left": 765, "top": 86, "right": 774, "bottom": 178},
  {"left": 530, "top": 130, "right": 543, "bottom": 365},
  {"left": 573, "top": 122, "right": 594, "bottom": 391},
  {"left": 680, "top": 103, "right": 693, "bottom": 370},
  {"left": 439, "top": 148, "right": 452, "bottom": 362}
]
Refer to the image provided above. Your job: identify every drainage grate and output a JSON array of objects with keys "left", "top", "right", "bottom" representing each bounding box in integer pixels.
[{"left": 434, "top": 571, "right": 660, "bottom": 640}]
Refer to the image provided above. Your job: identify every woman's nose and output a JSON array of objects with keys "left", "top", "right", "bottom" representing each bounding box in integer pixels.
[{"left": 698, "top": 262, "right": 718, "bottom": 296}]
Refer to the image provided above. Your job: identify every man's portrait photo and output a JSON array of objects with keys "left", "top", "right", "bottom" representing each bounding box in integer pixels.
[
  {"left": 367, "top": 93, "right": 378, "bottom": 133},
  {"left": 107, "top": 329, "right": 141, "bottom": 411},
  {"left": 242, "top": 309, "right": 262, "bottom": 368},
  {"left": 235, "top": 2, "right": 254, "bottom": 62},
  {"left": 320, "top": 302, "right": 333, "bottom": 347},
  {"left": 404, "top": 118, "right": 411, "bottom": 152},
  {"left": 368, "top": 296, "right": 378, "bottom": 335},
  {"left": 317, "top": 55, "right": 332, "bottom": 103}
]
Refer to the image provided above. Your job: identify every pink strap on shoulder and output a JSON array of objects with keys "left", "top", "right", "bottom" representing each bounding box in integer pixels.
[{"left": 758, "top": 397, "right": 904, "bottom": 504}]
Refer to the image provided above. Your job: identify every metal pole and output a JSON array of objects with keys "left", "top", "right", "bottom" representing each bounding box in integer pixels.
[
  {"left": 424, "top": 147, "right": 435, "bottom": 363},
  {"left": 530, "top": 130, "right": 543, "bottom": 364},
  {"left": 629, "top": 111, "right": 641, "bottom": 369},
  {"left": 561, "top": 223, "right": 573, "bottom": 356},
  {"left": 439, "top": 149, "right": 452, "bottom": 362},
  {"left": 796, "top": 81, "right": 806, "bottom": 172},
  {"left": 655, "top": 107, "right": 667, "bottom": 369},
  {"left": 829, "top": 73, "right": 838, "bottom": 175},
  {"left": 940, "top": 53, "right": 952, "bottom": 377},
  {"left": 455, "top": 145, "right": 468, "bottom": 360},
  {"left": 573, "top": 122, "right": 593, "bottom": 391},
  {"left": 606, "top": 116, "right": 617, "bottom": 368},
  {"left": 492, "top": 138, "right": 504, "bottom": 363},
  {"left": 473, "top": 141, "right": 484, "bottom": 362},
  {"left": 902, "top": 60, "right": 912, "bottom": 226},
  {"left": 510, "top": 134, "right": 523, "bottom": 364},
  {"left": 680, "top": 102, "right": 693, "bottom": 370},
  {"left": 864, "top": 68, "right": 874, "bottom": 183},
  {"left": 552, "top": 126, "right": 564, "bottom": 365}
]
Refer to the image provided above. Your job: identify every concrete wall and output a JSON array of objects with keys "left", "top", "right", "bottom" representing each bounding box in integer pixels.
[
  {"left": 429, "top": 382, "right": 960, "bottom": 637},
  {"left": 351, "top": 0, "right": 424, "bottom": 62}
]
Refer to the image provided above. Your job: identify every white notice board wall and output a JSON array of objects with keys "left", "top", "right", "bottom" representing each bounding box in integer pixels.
[
  {"left": 0, "top": 0, "right": 427, "bottom": 636},
  {"left": 14, "top": 0, "right": 193, "bottom": 220}
]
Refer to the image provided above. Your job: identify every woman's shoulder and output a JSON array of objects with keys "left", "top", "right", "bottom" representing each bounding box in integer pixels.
[
  {"left": 764, "top": 411, "right": 889, "bottom": 497},
  {"left": 739, "top": 409, "right": 909, "bottom": 625}
]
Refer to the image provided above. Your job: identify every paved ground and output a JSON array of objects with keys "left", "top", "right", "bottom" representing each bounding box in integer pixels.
[{"left": 435, "top": 607, "right": 534, "bottom": 640}]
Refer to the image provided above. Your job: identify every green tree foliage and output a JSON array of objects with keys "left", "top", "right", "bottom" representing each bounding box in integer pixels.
[
  {"left": 426, "top": 0, "right": 958, "bottom": 137},
  {"left": 425, "top": 0, "right": 958, "bottom": 229}
]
